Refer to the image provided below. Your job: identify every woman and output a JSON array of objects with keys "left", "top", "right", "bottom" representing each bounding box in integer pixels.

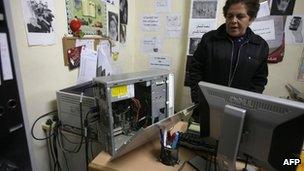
[
  {"left": 189, "top": 0, "right": 268, "bottom": 134},
  {"left": 109, "top": 15, "right": 118, "bottom": 41}
]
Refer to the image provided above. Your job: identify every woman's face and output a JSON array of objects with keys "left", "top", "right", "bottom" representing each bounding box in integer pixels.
[
  {"left": 225, "top": 2, "right": 252, "bottom": 37},
  {"left": 110, "top": 20, "right": 117, "bottom": 34}
]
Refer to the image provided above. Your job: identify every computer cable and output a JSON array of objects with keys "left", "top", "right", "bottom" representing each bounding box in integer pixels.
[
  {"left": 45, "top": 123, "right": 56, "bottom": 170},
  {"left": 31, "top": 111, "right": 57, "bottom": 140}
]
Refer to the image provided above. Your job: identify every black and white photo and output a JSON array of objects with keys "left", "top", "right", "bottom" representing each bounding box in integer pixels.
[
  {"left": 120, "top": 0, "right": 128, "bottom": 24},
  {"left": 270, "top": 0, "right": 296, "bottom": 15},
  {"left": 108, "top": 11, "right": 118, "bottom": 41},
  {"left": 22, "top": 0, "right": 56, "bottom": 45},
  {"left": 26, "top": 0, "right": 55, "bottom": 33},
  {"left": 120, "top": 24, "right": 126, "bottom": 44},
  {"left": 192, "top": 0, "right": 217, "bottom": 19},
  {"left": 189, "top": 38, "right": 201, "bottom": 55}
]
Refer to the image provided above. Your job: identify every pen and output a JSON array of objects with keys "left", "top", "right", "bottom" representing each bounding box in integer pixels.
[
  {"left": 172, "top": 132, "right": 179, "bottom": 149},
  {"left": 163, "top": 129, "right": 167, "bottom": 147},
  {"left": 159, "top": 129, "right": 164, "bottom": 146}
]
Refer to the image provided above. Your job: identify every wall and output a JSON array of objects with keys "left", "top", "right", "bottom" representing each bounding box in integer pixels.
[
  {"left": 133, "top": 0, "right": 193, "bottom": 111},
  {"left": 5, "top": 0, "right": 304, "bottom": 170},
  {"left": 134, "top": 0, "right": 304, "bottom": 112},
  {"left": 5, "top": 0, "right": 135, "bottom": 170}
]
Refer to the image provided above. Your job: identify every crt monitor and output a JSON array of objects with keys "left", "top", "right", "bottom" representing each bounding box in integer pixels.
[{"left": 199, "top": 81, "right": 304, "bottom": 171}]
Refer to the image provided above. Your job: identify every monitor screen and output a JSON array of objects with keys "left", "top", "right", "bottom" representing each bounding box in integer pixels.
[{"left": 199, "top": 81, "right": 304, "bottom": 171}]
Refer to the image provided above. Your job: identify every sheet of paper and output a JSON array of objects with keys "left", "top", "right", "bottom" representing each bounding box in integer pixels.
[
  {"left": 141, "top": 15, "right": 160, "bottom": 31},
  {"left": 82, "top": 0, "right": 96, "bottom": 17},
  {"left": 285, "top": 15, "right": 304, "bottom": 44},
  {"left": 155, "top": 0, "right": 171, "bottom": 13},
  {"left": 21, "top": 0, "right": 56, "bottom": 46},
  {"left": 298, "top": 47, "right": 304, "bottom": 81},
  {"left": 97, "top": 40, "right": 112, "bottom": 76},
  {"left": 188, "top": 19, "right": 216, "bottom": 37},
  {"left": 257, "top": 1, "right": 270, "bottom": 18},
  {"left": 256, "top": 16, "right": 284, "bottom": 49},
  {"left": 149, "top": 54, "right": 171, "bottom": 70},
  {"left": 77, "top": 49, "right": 97, "bottom": 84},
  {"left": 166, "top": 14, "right": 182, "bottom": 38},
  {"left": 250, "top": 19, "right": 275, "bottom": 41},
  {"left": 76, "top": 39, "right": 94, "bottom": 50},
  {"left": 0, "top": 33, "right": 13, "bottom": 81},
  {"left": 141, "top": 36, "right": 162, "bottom": 53}
]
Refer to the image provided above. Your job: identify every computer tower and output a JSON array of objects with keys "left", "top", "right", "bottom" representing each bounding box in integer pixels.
[
  {"left": 56, "top": 82, "right": 99, "bottom": 139},
  {"left": 93, "top": 70, "right": 174, "bottom": 156}
]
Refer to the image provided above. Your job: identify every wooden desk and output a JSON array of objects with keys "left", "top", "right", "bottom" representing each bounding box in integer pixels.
[
  {"left": 89, "top": 121, "right": 303, "bottom": 171},
  {"left": 89, "top": 122, "right": 197, "bottom": 171}
]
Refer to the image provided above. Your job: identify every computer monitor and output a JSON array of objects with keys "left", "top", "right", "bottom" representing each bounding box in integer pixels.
[{"left": 199, "top": 81, "right": 304, "bottom": 171}]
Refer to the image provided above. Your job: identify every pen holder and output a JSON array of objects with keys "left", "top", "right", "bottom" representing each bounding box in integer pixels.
[{"left": 159, "top": 145, "right": 179, "bottom": 166}]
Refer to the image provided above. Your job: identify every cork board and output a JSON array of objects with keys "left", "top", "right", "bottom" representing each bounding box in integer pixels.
[{"left": 62, "top": 36, "right": 109, "bottom": 66}]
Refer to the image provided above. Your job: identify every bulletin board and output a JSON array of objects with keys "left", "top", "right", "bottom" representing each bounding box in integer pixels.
[{"left": 65, "top": 0, "right": 107, "bottom": 36}]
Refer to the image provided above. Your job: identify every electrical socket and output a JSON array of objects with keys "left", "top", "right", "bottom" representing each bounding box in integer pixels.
[{"left": 41, "top": 121, "right": 56, "bottom": 132}]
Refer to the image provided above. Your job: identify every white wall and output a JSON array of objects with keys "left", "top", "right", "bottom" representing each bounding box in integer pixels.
[{"left": 5, "top": 0, "right": 304, "bottom": 170}]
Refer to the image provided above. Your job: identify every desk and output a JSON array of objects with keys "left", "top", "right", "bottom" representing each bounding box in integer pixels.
[
  {"left": 89, "top": 122, "right": 197, "bottom": 171},
  {"left": 89, "top": 121, "right": 302, "bottom": 171}
]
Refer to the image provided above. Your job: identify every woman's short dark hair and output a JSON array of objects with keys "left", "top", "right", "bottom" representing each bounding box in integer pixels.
[{"left": 223, "top": 0, "right": 260, "bottom": 20}]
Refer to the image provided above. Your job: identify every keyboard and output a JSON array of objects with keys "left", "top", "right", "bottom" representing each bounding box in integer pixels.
[{"left": 179, "top": 132, "right": 218, "bottom": 154}]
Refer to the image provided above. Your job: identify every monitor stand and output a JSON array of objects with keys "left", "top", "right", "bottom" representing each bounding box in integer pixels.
[
  {"left": 187, "top": 105, "right": 246, "bottom": 171},
  {"left": 217, "top": 104, "right": 246, "bottom": 171}
]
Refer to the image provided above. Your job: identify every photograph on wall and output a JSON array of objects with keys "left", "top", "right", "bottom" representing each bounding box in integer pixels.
[
  {"left": 22, "top": 0, "right": 56, "bottom": 45},
  {"left": 270, "top": 0, "right": 296, "bottom": 15},
  {"left": 120, "top": 0, "right": 128, "bottom": 24},
  {"left": 67, "top": 46, "right": 83, "bottom": 70},
  {"left": 188, "top": 38, "right": 201, "bottom": 55},
  {"left": 192, "top": 0, "right": 217, "bottom": 19},
  {"left": 120, "top": 24, "right": 126, "bottom": 44},
  {"left": 108, "top": 11, "right": 118, "bottom": 41},
  {"left": 65, "top": 0, "right": 107, "bottom": 35},
  {"left": 285, "top": 15, "right": 304, "bottom": 44}
]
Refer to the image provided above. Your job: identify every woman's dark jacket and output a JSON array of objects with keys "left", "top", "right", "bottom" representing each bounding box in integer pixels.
[{"left": 189, "top": 24, "right": 269, "bottom": 103}]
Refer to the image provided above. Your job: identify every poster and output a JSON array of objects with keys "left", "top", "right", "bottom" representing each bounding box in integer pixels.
[
  {"left": 155, "top": 0, "right": 171, "bottom": 13},
  {"left": 285, "top": 15, "right": 304, "bottom": 44},
  {"left": 187, "top": 0, "right": 217, "bottom": 55},
  {"left": 250, "top": 19, "right": 275, "bottom": 41},
  {"left": 65, "top": 0, "right": 107, "bottom": 35},
  {"left": 149, "top": 54, "right": 171, "bottom": 70},
  {"left": 141, "top": 15, "right": 160, "bottom": 31},
  {"left": 166, "top": 14, "right": 182, "bottom": 38},
  {"left": 141, "top": 36, "right": 162, "bottom": 53},
  {"left": 255, "top": 16, "right": 285, "bottom": 63},
  {"left": 21, "top": 0, "right": 56, "bottom": 45}
]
